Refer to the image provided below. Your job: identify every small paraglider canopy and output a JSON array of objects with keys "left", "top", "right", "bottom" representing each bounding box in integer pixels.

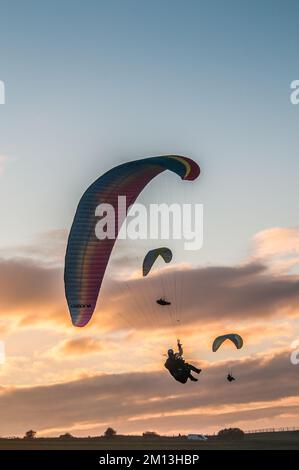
[
  {"left": 142, "top": 247, "right": 172, "bottom": 277},
  {"left": 212, "top": 333, "right": 243, "bottom": 352}
]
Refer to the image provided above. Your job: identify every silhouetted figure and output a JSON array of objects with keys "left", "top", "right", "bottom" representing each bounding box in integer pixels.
[
  {"left": 227, "top": 373, "right": 236, "bottom": 382},
  {"left": 157, "top": 298, "right": 171, "bottom": 306},
  {"left": 164, "top": 340, "right": 201, "bottom": 383}
]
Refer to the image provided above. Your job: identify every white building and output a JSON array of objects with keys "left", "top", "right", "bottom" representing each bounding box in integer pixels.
[{"left": 187, "top": 434, "right": 207, "bottom": 441}]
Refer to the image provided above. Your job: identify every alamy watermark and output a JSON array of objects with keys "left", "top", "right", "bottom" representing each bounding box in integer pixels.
[
  {"left": 290, "top": 339, "right": 299, "bottom": 365},
  {"left": 0, "top": 80, "right": 5, "bottom": 104},
  {"left": 95, "top": 196, "right": 203, "bottom": 251},
  {"left": 290, "top": 80, "right": 299, "bottom": 105}
]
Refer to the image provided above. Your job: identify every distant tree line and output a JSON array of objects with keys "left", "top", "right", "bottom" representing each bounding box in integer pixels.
[
  {"left": 20, "top": 427, "right": 246, "bottom": 440},
  {"left": 217, "top": 428, "right": 245, "bottom": 440}
]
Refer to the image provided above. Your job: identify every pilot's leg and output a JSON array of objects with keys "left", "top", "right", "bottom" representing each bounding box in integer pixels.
[
  {"left": 188, "top": 364, "right": 201, "bottom": 374},
  {"left": 188, "top": 373, "right": 198, "bottom": 382}
]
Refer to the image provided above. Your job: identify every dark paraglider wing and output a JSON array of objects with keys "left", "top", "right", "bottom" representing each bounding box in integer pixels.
[
  {"left": 212, "top": 333, "right": 243, "bottom": 352},
  {"left": 142, "top": 247, "right": 173, "bottom": 277},
  {"left": 64, "top": 155, "right": 200, "bottom": 327}
]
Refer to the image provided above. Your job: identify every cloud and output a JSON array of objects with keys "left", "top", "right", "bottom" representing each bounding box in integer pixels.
[
  {"left": 1, "top": 222, "right": 299, "bottom": 436},
  {"left": 0, "top": 258, "right": 60, "bottom": 309},
  {"left": 0, "top": 349, "right": 297, "bottom": 436},
  {"left": 0, "top": 257, "right": 66, "bottom": 330},
  {"left": 0, "top": 229, "right": 68, "bottom": 265},
  {"left": 252, "top": 227, "right": 299, "bottom": 273},
  {"left": 106, "top": 261, "right": 299, "bottom": 330},
  {"left": 53, "top": 337, "right": 103, "bottom": 358},
  {"left": 1, "top": 254, "right": 299, "bottom": 335}
]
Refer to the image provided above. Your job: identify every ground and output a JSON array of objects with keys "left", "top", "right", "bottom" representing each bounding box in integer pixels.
[{"left": 0, "top": 431, "right": 298, "bottom": 450}]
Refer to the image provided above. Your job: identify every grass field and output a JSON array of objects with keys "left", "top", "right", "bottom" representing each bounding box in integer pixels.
[{"left": 0, "top": 431, "right": 298, "bottom": 450}]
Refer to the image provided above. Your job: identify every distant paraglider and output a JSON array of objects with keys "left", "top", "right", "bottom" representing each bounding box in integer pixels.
[
  {"left": 227, "top": 373, "right": 236, "bottom": 382},
  {"left": 212, "top": 334, "right": 243, "bottom": 384},
  {"left": 142, "top": 247, "right": 172, "bottom": 277},
  {"left": 212, "top": 333, "right": 243, "bottom": 352},
  {"left": 143, "top": 247, "right": 173, "bottom": 308},
  {"left": 64, "top": 155, "right": 200, "bottom": 327}
]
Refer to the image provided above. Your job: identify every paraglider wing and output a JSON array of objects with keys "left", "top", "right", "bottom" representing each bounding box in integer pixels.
[
  {"left": 142, "top": 247, "right": 173, "bottom": 277},
  {"left": 64, "top": 155, "right": 200, "bottom": 327},
  {"left": 212, "top": 333, "right": 243, "bottom": 352}
]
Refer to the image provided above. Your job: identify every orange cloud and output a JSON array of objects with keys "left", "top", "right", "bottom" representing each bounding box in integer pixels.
[
  {"left": 252, "top": 227, "right": 299, "bottom": 273},
  {"left": 1, "top": 255, "right": 299, "bottom": 339},
  {"left": 0, "top": 349, "right": 297, "bottom": 437},
  {"left": 54, "top": 337, "right": 103, "bottom": 357},
  {"left": 0, "top": 229, "right": 67, "bottom": 266}
]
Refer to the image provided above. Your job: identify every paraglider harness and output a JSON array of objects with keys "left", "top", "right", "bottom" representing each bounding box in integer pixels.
[
  {"left": 164, "top": 356, "right": 190, "bottom": 383},
  {"left": 157, "top": 298, "right": 171, "bottom": 306}
]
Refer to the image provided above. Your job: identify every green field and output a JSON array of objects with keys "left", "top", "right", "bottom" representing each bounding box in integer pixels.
[{"left": 0, "top": 431, "right": 298, "bottom": 450}]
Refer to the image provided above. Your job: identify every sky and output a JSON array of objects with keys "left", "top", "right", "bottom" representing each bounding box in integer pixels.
[{"left": 0, "top": 0, "right": 299, "bottom": 437}]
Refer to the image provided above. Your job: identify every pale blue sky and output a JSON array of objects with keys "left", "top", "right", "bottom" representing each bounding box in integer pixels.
[{"left": 0, "top": 0, "right": 298, "bottom": 266}]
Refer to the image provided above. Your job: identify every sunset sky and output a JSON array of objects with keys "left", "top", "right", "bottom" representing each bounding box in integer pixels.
[{"left": 0, "top": 0, "right": 299, "bottom": 437}]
